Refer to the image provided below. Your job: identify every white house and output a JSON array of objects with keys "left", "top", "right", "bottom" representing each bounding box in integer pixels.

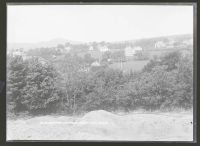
[
  {"left": 12, "top": 48, "right": 22, "bottom": 56},
  {"left": 89, "top": 46, "right": 94, "bottom": 51},
  {"left": 12, "top": 48, "right": 26, "bottom": 58},
  {"left": 58, "top": 46, "right": 71, "bottom": 53},
  {"left": 37, "top": 57, "right": 48, "bottom": 65},
  {"left": 125, "top": 46, "right": 142, "bottom": 57},
  {"left": 91, "top": 61, "right": 101, "bottom": 67},
  {"left": 22, "top": 56, "right": 32, "bottom": 60},
  {"left": 155, "top": 41, "right": 166, "bottom": 48},
  {"left": 125, "top": 46, "right": 133, "bottom": 57},
  {"left": 134, "top": 46, "right": 143, "bottom": 51},
  {"left": 64, "top": 46, "right": 71, "bottom": 52},
  {"left": 52, "top": 55, "right": 57, "bottom": 59},
  {"left": 79, "top": 67, "right": 90, "bottom": 72},
  {"left": 7, "top": 50, "right": 11, "bottom": 55},
  {"left": 98, "top": 45, "right": 109, "bottom": 52},
  {"left": 24, "top": 56, "right": 48, "bottom": 65}
]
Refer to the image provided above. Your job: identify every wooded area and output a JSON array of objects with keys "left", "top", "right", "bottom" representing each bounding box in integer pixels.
[{"left": 7, "top": 50, "right": 193, "bottom": 116}]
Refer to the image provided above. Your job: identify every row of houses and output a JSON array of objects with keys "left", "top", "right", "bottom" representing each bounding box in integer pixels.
[
  {"left": 8, "top": 38, "right": 192, "bottom": 60},
  {"left": 154, "top": 38, "right": 193, "bottom": 49},
  {"left": 8, "top": 44, "right": 170, "bottom": 61},
  {"left": 59, "top": 38, "right": 192, "bottom": 54},
  {"left": 8, "top": 48, "right": 26, "bottom": 58},
  {"left": 8, "top": 48, "right": 49, "bottom": 66},
  {"left": 82, "top": 45, "right": 143, "bottom": 58}
]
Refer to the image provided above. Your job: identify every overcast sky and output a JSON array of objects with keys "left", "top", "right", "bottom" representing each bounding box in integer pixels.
[{"left": 7, "top": 5, "right": 194, "bottom": 43}]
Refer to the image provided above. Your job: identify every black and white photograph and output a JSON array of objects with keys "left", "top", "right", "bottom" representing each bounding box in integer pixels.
[{"left": 6, "top": 4, "right": 195, "bottom": 141}]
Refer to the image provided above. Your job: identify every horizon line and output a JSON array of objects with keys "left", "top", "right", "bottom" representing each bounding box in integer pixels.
[{"left": 7, "top": 33, "right": 193, "bottom": 44}]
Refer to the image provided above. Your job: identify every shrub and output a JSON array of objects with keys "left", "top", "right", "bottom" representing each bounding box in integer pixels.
[
  {"left": 21, "top": 58, "right": 60, "bottom": 114},
  {"left": 7, "top": 56, "right": 60, "bottom": 115}
]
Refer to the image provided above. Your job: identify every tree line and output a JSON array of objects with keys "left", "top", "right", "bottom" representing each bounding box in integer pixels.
[{"left": 7, "top": 50, "right": 193, "bottom": 116}]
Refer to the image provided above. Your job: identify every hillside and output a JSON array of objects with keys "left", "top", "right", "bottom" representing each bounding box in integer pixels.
[
  {"left": 127, "top": 34, "right": 193, "bottom": 50},
  {"left": 7, "top": 33, "right": 193, "bottom": 73},
  {"left": 7, "top": 38, "right": 83, "bottom": 51},
  {"left": 7, "top": 34, "right": 193, "bottom": 52}
]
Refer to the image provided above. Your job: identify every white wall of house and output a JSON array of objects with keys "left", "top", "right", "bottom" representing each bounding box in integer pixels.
[
  {"left": 125, "top": 46, "right": 142, "bottom": 57},
  {"left": 89, "top": 46, "right": 94, "bottom": 51},
  {"left": 98, "top": 45, "right": 109, "bottom": 52},
  {"left": 64, "top": 46, "right": 71, "bottom": 52},
  {"left": 125, "top": 46, "right": 134, "bottom": 57},
  {"left": 91, "top": 61, "right": 100, "bottom": 67},
  {"left": 134, "top": 46, "right": 142, "bottom": 51},
  {"left": 12, "top": 48, "right": 26, "bottom": 57},
  {"left": 155, "top": 41, "right": 166, "bottom": 48}
]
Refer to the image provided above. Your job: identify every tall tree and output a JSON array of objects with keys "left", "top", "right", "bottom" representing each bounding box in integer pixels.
[
  {"left": 7, "top": 56, "right": 29, "bottom": 113},
  {"left": 21, "top": 58, "right": 60, "bottom": 113}
]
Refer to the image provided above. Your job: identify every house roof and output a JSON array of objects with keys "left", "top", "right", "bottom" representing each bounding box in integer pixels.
[{"left": 91, "top": 61, "right": 100, "bottom": 66}]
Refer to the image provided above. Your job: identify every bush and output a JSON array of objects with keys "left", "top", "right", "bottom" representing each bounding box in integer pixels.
[
  {"left": 7, "top": 56, "right": 60, "bottom": 115},
  {"left": 133, "top": 51, "right": 193, "bottom": 110},
  {"left": 22, "top": 58, "right": 60, "bottom": 114}
]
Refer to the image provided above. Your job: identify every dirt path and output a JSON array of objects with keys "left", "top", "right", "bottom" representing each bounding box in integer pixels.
[{"left": 7, "top": 110, "right": 193, "bottom": 141}]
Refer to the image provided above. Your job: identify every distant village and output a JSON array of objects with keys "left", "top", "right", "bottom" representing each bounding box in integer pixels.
[{"left": 7, "top": 35, "right": 193, "bottom": 70}]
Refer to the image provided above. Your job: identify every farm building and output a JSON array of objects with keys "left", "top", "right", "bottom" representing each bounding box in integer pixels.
[
  {"left": 52, "top": 55, "right": 57, "bottom": 59},
  {"left": 89, "top": 46, "right": 94, "bottom": 51},
  {"left": 55, "top": 46, "right": 71, "bottom": 54},
  {"left": 11, "top": 48, "right": 30, "bottom": 60},
  {"left": 36, "top": 56, "right": 49, "bottom": 65},
  {"left": 12, "top": 48, "right": 26, "bottom": 57},
  {"left": 124, "top": 46, "right": 142, "bottom": 57},
  {"left": 64, "top": 46, "right": 71, "bottom": 52},
  {"left": 91, "top": 61, "right": 101, "bottom": 67},
  {"left": 154, "top": 41, "right": 166, "bottom": 49},
  {"left": 98, "top": 45, "right": 110, "bottom": 52}
]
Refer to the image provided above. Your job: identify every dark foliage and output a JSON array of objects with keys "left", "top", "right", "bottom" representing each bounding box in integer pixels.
[{"left": 7, "top": 50, "right": 193, "bottom": 115}]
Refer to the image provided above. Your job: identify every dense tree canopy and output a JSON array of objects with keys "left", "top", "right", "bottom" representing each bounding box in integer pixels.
[{"left": 7, "top": 50, "right": 193, "bottom": 116}]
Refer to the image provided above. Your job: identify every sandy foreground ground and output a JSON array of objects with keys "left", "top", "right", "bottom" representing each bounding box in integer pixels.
[{"left": 7, "top": 110, "right": 193, "bottom": 141}]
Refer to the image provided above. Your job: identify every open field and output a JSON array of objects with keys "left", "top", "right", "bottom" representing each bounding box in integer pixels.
[
  {"left": 7, "top": 110, "right": 193, "bottom": 141},
  {"left": 109, "top": 60, "right": 149, "bottom": 72}
]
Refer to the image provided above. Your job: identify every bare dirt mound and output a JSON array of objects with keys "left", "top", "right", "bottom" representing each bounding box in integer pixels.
[
  {"left": 71, "top": 110, "right": 193, "bottom": 141},
  {"left": 78, "top": 110, "right": 121, "bottom": 123},
  {"left": 72, "top": 110, "right": 124, "bottom": 140},
  {"left": 7, "top": 110, "right": 193, "bottom": 141}
]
